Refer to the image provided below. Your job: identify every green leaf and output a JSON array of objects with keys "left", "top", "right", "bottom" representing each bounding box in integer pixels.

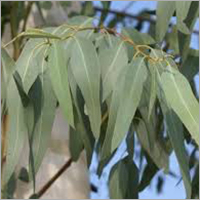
[
  {"left": 68, "top": 64, "right": 95, "bottom": 165},
  {"left": 69, "top": 115, "right": 84, "bottom": 162},
  {"left": 99, "top": 40, "right": 128, "bottom": 101},
  {"left": 1, "top": 48, "right": 15, "bottom": 84},
  {"left": 161, "top": 66, "right": 199, "bottom": 145},
  {"left": 139, "top": 157, "right": 159, "bottom": 192},
  {"left": 70, "top": 37, "right": 101, "bottom": 138},
  {"left": 101, "top": 57, "right": 147, "bottom": 159},
  {"left": 111, "top": 57, "right": 147, "bottom": 152},
  {"left": 166, "top": 26, "right": 179, "bottom": 55},
  {"left": 156, "top": 67, "right": 192, "bottom": 199},
  {"left": 176, "top": 1, "right": 191, "bottom": 34},
  {"left": 122, "top": 28, "right": 155, "bottom": 45},
  {"left": 49, "top": 40, "right": 74, "bottom": 127},
  {"left": 109, "top": 157, "right": 139, "bottom": 199},
  {"left": 147, "top": 63, "right": 157, "bottom": 119},
  {"left": 156, "top": 1, "right": 175, "bottom": 41},
  {"left": 101, "top": 69, "right": 126, "bottom": 160},
  {"left": 16, "top": 39, "right": 48, "bottom": 93},
  {"left": 177, "top": 1, "right": 199, "bottom": 61},
  {"left": 2, "top": 76, "right": 26, "bottom": 184},
  {"left": 135, "top": 77, "right": 169, "bottom": 171},
  {"left": 30, "top": 72, "right": 57, "bottom": 176},
  {"left": 180, "top": 49, "right": 199, "bottom": 81}
]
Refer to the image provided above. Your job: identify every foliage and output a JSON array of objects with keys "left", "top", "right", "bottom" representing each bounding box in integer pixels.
[{"left": 1, "top": 1, "right": 199, "bottom": 199}]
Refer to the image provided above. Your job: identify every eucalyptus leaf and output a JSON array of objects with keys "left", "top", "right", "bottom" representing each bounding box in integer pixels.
[
  {"left": 68, "top": 64, "right": 95, "bottom": 165},
  {"left": 176, "top": 1, "right": 191, "bottom": 34},
  {"left": 30, "top": 72, "right": 57, "bottom": 175},
  {"left": 2, "top": 77, "right": 26, "bottom": 184},
  {"left": 99, "top": 40, "right": 128, "bottom": 101},
  {"left": 161, "top": 66, "right": 199, "bottom": 145},
  {"left": 70, "top": 37, "right": 101, "bottom": 138},
  {"left": 156, "top": 1, "right": 175, "bottom": 41},
  {"left": 16, "top": 39, "right": 48, "bottom": 93},
  {"left": 111, "top": 57, "right": 147, "bottom": 152},
  {"left": 178, "top": 1, "right": 199, "bottom": 61},
  {"left": 156, "top": 67, "right": 192, "bottom": 199},
  {"left": 49, "top": 40, "right": 74, "bottom": 127},
  {"left": 109, "top": 157, "right": 139, "bottom": 199}
]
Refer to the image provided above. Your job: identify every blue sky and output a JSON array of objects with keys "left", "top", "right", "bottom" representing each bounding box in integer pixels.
[{"left": 90, "top": 1, "right": 199, "bottom": 199}]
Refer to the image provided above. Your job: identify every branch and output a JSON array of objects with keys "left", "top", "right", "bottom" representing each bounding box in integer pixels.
[
  {"left": 93, "top": 6, "right": 199, "bottom": 35},
  {"left": 30, "top": 158, "right": 72, "bottom": 199}
]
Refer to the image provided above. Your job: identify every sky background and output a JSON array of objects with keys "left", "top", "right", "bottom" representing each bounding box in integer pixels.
[{"left": 89, "top": 1, "right": 199, "bottom": 199}]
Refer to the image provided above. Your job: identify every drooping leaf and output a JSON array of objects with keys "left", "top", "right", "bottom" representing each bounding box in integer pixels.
[
  {"left": 2, "top": 173, "right": 16, "bottom": 199},
  {"left": 101, "top": 69, "right": 126, "bottom": 160},
  {"left": 68, "top": 64, "right": 95, "bottom": 165},
  {"left": 2, "top": 76, "right": 26, "bottom": 184},
  {"left": 30, "top": 72, "right": 57, "bottom": 175},
  {"left": 109, "top": 157, "right": 139, "bottom": 199},
  {"left": 111, "top": 57, "right": 147, "bottom": 152},
  {"left": 147, "top": 62, "right": 157, "bottom": 119},
  {"left": 1, "top": 48, "right": 15, "bottom": 84},
  {"left": 122, "top": 28, "right": 155, "bottom": 45},
  {"left": 70, "top": 37, "right": 101, "bottom": 138},
  {"left": 49, "top": 40, "right": 74, "bottom": 127},
  {"left": 180, "top": 49, "right": 199, "bottom": 81},
  {"left": 176, "top": 1, "right": 192, "bottom": 34},
  {"left": 178, "top": 1, "right": 199, "bottom": 61},
  {"left": 161, "top": 65, "right": 199, "bottom": 145},
  {"left": 99, "top": 40, "right": 128, "bottom": 101},
  {"left": 156, "top": 67, "right": 192, "bottom": 199},
  {"left": 156, "top": 1, "right": 175, "bottom": 41},
  {"left": 138, "top": 156, "right": 159, "bottom": 192},
  {"left": 16, "top": 39, "right": 48, "bottom": 93}
]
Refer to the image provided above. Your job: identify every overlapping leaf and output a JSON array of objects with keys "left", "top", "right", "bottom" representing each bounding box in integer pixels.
[
  {"left": 101, "top": 57, "right": 147, "bottom": 159},
  {"left": 49, "top": 41, "right": 74, "bottom": 127},
  {"left": 161, "top": 65, "right": 199, "bottom": 145},
  {"left": 30, "top": 72, "right": 57, "bottom": 176},
  {"left": 109, "top": 157, "right": 139, "bottom": 199},
  {"left": 111, "top": 57, "right": 147, "bottom": 152},
  {"left": 156, "top": 65, "right": 192, "bottom": 199},
  {"left": 156, "top": 1, "right": 175, "bottom": 41},
  {"left": 99, "top": 40, "right": 128, "bottom": 101},
  {"left": 68, "top": 64, "right": 95, "bottom": 164},
  {"left": 16, "top": 39, "right": 48, "bottom": 93},
  {"left": 2, "top": 76, "right": 26, "bottom": 184},
  {"left": 176, "top": 1, "right": 191, "bottom": 34},
  {"left": 70, "top": 37, "right": 101, "bottom": 138}
]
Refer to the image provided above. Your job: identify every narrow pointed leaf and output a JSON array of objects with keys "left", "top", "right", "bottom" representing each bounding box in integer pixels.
[
  {"left": 178, "top": 1, "right": 199, "bottom": 61},
  {"left": 176, "top": 1, "right": 191, "bottom": 34},
  {"left": 156, "top": 67, "right": 192, "bottom": 198},
  {"left": 161, "top": 66, "right": 199, "bottom": 145},
  {"left": 3, "top": 77, "right": 26, "bottom": 184},
  {"left": 99, "top": 40, "right": 128, "bottom": 101},
  {"left": 70, "top": 37, "right": 101, "bottom": 138},
  {"left": 148, "top": 63, "right": 157, "bottom": 119},
  {"left": 1, "top": 48, "right": 15, "bottom": 84},
  {"left": 16, "top": 39, "right": 48, "bottom": 93},
  {"left": 30, "top": 72, "right": 57, "bottom": 175},
  {"left": 68, "top": 65, "right": 95, "bottom": 165},
  {"left": 111, "top": 58, "right": 147, "bottom": 151},
  {"left": 109, "top": 157, "right": 139, "bottom": 199},
  {"left": 49, "top": 41, "right": 74, "bottom": 127},
  {"left": 156, "top": 1, "right": 175, "bottom": 41}
]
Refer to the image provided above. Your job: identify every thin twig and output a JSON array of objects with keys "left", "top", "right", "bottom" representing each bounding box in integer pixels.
[
  {"left": 31, "top": 158, "right": 72, "bottom": 199},
  {"left": 93, "top": 6, "right": 199, "bottom": 35}
]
